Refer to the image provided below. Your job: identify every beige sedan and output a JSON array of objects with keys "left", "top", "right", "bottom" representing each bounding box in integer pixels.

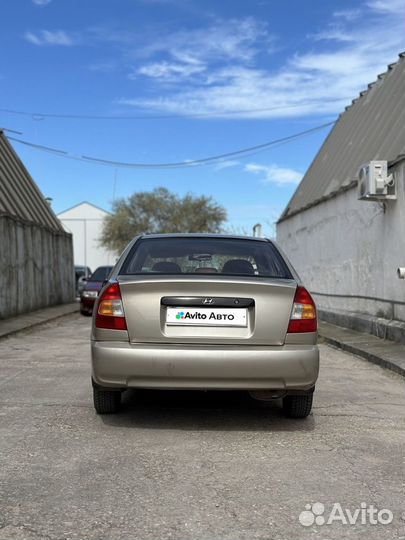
[{"left": 91, "top": 234, "right": 319, "bottom": 418}]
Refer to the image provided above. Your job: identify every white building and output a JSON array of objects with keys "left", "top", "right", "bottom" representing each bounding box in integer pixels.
[
  {"left": 277, "top": 54, "right": 405, "bottom": 343},
  {"left": 57, "top": 201, "right": 116, "bottom": 272}
]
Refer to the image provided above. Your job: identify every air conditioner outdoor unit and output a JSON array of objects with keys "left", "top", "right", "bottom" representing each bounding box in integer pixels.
[{"left": 357, "top": 160, "right": 396, "bottom": 201}]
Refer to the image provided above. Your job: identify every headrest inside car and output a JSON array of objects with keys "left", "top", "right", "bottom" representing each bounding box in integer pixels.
[
  {"left": 222, "top": 259, "right": 255, "bottom": 275},
  {"left": 151, "top": 262, "right": 181, "bottom": 273}
]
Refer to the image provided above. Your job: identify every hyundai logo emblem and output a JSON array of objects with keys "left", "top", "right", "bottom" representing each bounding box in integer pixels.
[{"left": 202, "top": 298, "right": 214, "bottom": 305}]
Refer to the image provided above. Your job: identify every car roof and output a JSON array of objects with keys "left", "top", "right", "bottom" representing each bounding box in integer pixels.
[{"left": 139, "top": 233, "right": 270, "bottom": 242}]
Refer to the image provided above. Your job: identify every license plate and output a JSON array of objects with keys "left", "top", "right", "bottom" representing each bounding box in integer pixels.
[{"left": 166, "top": 307, "right": 247, "bottom": 327}]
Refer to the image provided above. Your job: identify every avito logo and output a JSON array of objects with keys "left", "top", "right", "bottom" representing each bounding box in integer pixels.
[
  {"left": 175, "top": 310, "right": 235, "bottom": 321},
  {"left": 299, "top": 502, "right": 394, "bottom": 527},
  {"left": 175, "top": 311, "right": 207, "bottom": 320}
]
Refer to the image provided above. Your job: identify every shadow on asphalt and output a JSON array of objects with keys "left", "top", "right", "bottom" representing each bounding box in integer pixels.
[{"left": 100, "top": 389, "right": 315, "bottom": 432}]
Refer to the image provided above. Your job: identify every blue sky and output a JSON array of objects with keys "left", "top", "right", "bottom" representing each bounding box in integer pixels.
[{"left": 0, "top": 0, "right": 403, "bottom": 235}]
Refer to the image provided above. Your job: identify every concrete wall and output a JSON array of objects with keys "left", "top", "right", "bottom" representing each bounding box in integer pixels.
[
  {"left": 277, "top": 160, "right": 405, "bottom": 323},
  {"left": 0, "top": 216, "right": 75, "bottom": 319}
]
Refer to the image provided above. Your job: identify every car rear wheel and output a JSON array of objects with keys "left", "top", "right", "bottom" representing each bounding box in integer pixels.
[
  {"left": 93, "top": 385, "right": 121, "bottom": 414},
  {"left": 283, "top": 393, "right": 313, "bottom": 418}
]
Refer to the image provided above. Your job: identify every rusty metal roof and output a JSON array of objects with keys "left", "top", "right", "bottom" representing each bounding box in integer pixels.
[
  {"left": 0, "top": 130, "right": 64, "bottom": 231},
  {"left": 279, "top": 53, "right": 405, "bottom": 222}
]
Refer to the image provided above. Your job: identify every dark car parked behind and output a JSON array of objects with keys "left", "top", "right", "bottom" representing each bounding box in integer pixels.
[
  {"left": 75, "top": 265, "right": 92, "bottom": 297},
  {"left": 80, "top": 266, "right": 113, "bottom": 315}
]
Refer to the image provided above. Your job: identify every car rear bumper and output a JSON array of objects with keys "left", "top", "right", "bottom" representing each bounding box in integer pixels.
[{"left": 91, "top": 341, "right": 319, "bottom": 391}]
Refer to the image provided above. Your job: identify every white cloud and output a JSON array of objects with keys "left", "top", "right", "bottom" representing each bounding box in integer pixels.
[
  {"left": 311, "top": 26, "right": 355, "bottom": 43},
  {"left": 136, "top": 60, "right": 206, "bottom": 80},
  {"left": 24, "top": 32, "right": 42, "bottom": 45},
  {"left": 32, "top": 0, "right": 52, "bottom": 5},
  {"left": 214, "top": 160, "right": 240, "bottom": 170},
  {"left": 127, "top": 16, "right": 272, "bottom": 84},
  {"left": 138, "top": 17, "right": 270, "bottom": 64},
  {"left": 366, "top": 0, "right": 404, "bottom": 13},
  {"left": 120, "top": 1, "right": 404, "bottom": 119},
  {"left": 245, "top": 163, "right": 303, "bottom": 186},
  {"left": 120, "top": 63, "right": 350, "bottom": 119},
  {"left": 24, "top": 30, "right": 76, "bottom": 46},
  {"left": 333, "top": 9, "right": 361, "bottom": 21}
]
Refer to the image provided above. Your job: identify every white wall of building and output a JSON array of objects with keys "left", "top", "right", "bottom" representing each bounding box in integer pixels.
[
  {"left": 277, "top": 161, "right": 405, "bottom": 322},
  {"left": 57, "top": 202, "right": 116, "bottom": 272}
]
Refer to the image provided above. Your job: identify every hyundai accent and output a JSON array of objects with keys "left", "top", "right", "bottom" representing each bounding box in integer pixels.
[{"left": 91, "top": 234, "right": 319, "bottom": 418}]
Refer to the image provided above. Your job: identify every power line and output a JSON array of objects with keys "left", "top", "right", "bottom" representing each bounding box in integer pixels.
[
  {"left": 0, "top": 99, "right": 349, "bottom": 121},
  {"left": 0, "top": 127, "right": 23, "bottom": 135},
  {"left": 7, "top": 120, "right": 335, "bottom": 169}
]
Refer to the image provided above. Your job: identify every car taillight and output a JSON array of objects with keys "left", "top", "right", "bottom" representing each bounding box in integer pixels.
[
  {"left": 95, "top": 282, "right": 127, "bottom": 331},
  {"left": 287, "top": 286, "right": 317, "bottom": 333}
]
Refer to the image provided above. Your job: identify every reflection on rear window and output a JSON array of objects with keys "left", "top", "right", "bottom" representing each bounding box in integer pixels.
[{"left": 120, "top": 238, "right": 292, "bottom": 279}]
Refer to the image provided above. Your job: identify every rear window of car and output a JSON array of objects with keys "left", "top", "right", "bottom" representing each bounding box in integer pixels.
[
  {"left": 120, "top": 238, "right": 293, "bottom": 279},
  {"left": 89, "top": 266, "right": 113, "bottom": 282}
]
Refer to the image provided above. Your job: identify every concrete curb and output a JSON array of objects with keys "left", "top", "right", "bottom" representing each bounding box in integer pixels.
[
  {"left": 0, "top": 302, "right": 79, "bottom": 340},
  {"left": 318, "top": 308, "right": 405, "bottom": 344},
  {"left": 319, "top": 321, "right": 405, "bottom": 377}
]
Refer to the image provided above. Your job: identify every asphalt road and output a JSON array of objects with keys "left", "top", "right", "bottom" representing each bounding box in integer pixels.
[{"left": 0, "top": 314, "right": 404, "bottom": 540}]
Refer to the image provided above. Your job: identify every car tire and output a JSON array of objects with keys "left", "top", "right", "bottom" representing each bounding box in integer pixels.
[
  {"left": 283, "top": 394, "right": 313, "bottom": 418},
  {"left": 93, "top": 386, "right": 121, "bottom": 414}
]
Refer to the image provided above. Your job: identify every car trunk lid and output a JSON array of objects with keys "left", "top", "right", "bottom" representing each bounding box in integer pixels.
[{"left": 118, "top": 275, "right": 296, "bottom": 346}]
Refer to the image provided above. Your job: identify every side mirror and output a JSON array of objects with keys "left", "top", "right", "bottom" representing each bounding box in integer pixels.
[{"left": 398, "top": 267, "right": 405, "bottom": 279}]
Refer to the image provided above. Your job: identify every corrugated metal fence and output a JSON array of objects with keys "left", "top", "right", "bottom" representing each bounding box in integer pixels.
[
  {"left": 0, "top": 131, "right": 75, "bottom": 319},
  {"left": 0, "top": 215, "right": 74, "bottom": 318}
]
